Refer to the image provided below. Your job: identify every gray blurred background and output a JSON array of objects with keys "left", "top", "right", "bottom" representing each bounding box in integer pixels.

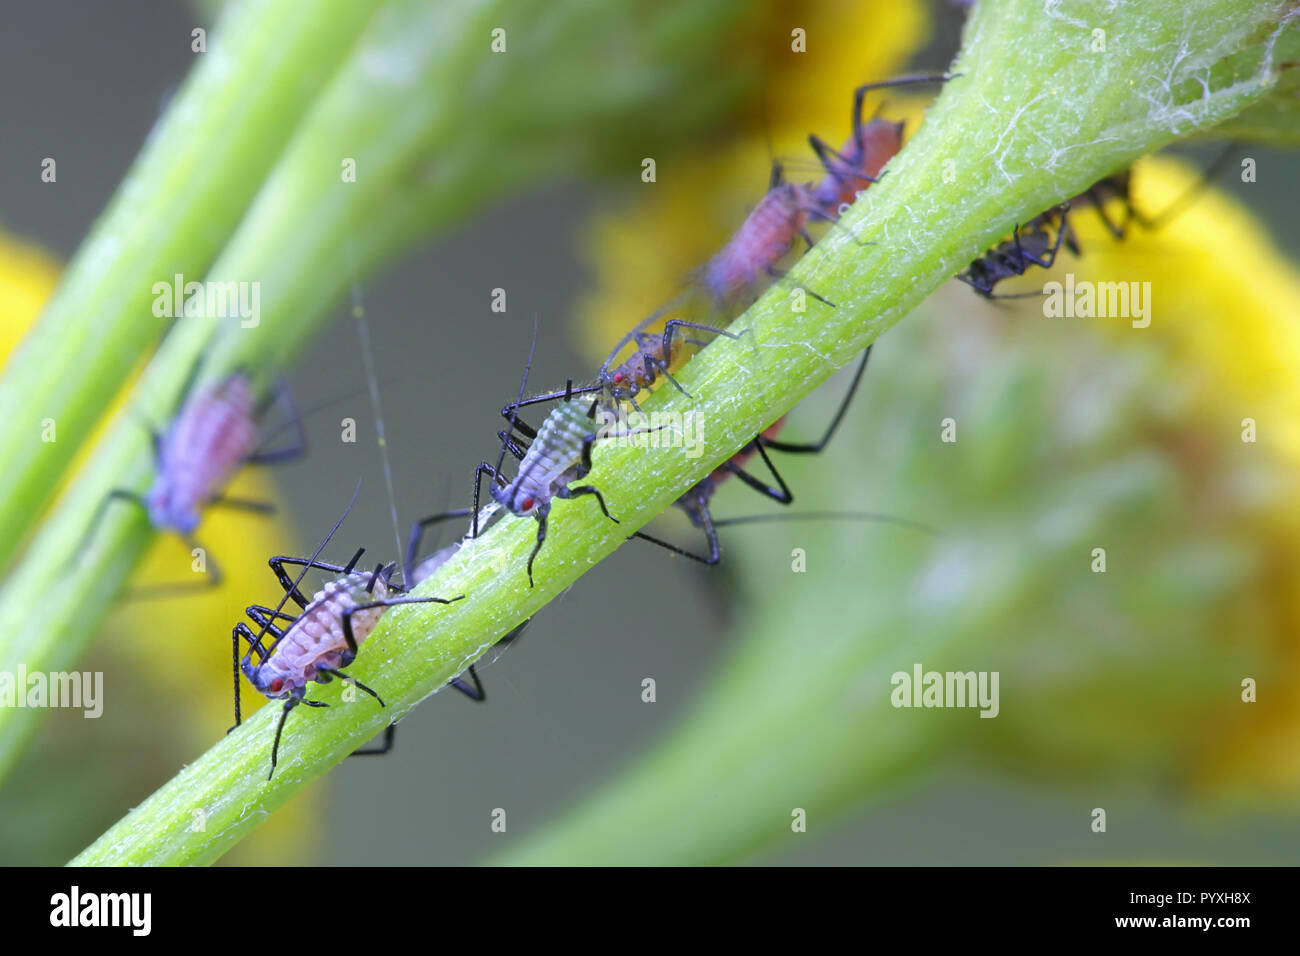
[{"left": 3, "top": 0, "right": 1300, "bottom": 865}]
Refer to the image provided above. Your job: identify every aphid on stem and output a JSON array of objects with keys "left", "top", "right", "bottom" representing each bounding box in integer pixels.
[
  {"left": 700, "top": 160, "right": 839, "bottom": 314},
  {"left": 91, "top": 359, "right": 306, "bottom": 596},
  {"left": 806, "top": 71, "right": 955, "bottom": 221},
  {"left": 231, "top": 483, "right": 464, "bottom": 780},
  {"left": 956, "top": 204, "right": 1077, "bottom": 299},
  {"left": 499, "top": 304, "right": 747, "bottom": 427},
  {"left": 473, "top": 317, "right": 662, "bottom": 587}
]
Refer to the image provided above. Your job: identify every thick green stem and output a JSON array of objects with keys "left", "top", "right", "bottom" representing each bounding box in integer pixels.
[{"left": 72, "top": 0, "right": 1295, "bottom": 866}]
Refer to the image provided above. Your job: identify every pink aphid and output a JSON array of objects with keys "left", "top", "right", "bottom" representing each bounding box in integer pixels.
[
  {"left": 809, "top": 116, "right": 903, "bottom": 219},
  {"left": 144, "top": 373, "right": 259, "bottom": 534},
  {"left": 702, "top": 164, "right": 821, "bottom": 310},
  {"left": 806, "top": 73, "right": 954, "bottom": 220},
  {"left": 247, "top": 569, "right": 395, "bottom": 698},
  {"left": 233, "top": 530, "right": 464, "bottom": 779}
]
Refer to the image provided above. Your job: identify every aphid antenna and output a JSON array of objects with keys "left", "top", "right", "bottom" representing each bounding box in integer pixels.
[
  {"left": 348, "top": 257, "right": 405, "bottom": 563},
  {"left": 474, "top": 315, "right": 539, "bottom": 539}
]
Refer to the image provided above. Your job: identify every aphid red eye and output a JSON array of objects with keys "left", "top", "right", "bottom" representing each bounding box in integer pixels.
[
  {"left": 612, "top": 372, "right": 624, "bottom": 384},
  {"left": 269, "top": 678, "right": 284, "bottom": 693},
  {"left": 521, "top": 497, "right": 535, "bottom": 510}
]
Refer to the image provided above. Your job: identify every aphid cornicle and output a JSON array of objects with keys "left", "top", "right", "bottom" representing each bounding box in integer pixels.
[
  {"left": 97, "top": 362, "right": 306, "bottom": 594},
  {"left": 473, "top": 319, "right": 657, "bottom": 587},
  {"left": 232, "top": 486, "right": 464, "bottom": 780}
]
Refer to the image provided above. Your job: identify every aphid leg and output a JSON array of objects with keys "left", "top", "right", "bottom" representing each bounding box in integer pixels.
[
  {"left": 633, "top": 495, "right": 721, "bottom": 566},
  {"left": 268, "top": 698, "right": 305, "bottom": 781},
  {"left": 245, "top": 605, "right": 298, "bottom": 633},
  {"left": 495, "top": 430, "right": 530, "bottom": 461},
  {"left": 269, "top": 551, "right": 361, "bottom": 608},
  {"left": 558, "top": 485, "right": 618, "bottom": 524},
  {"left": 209, "top": 495, "right": 276, "bottom": 514},
  {"left": 403, "top": 507, "right": 473, "bottom": 585},
  {"left": 765, "top": 265, "right": 837, "bottom": 308},
  {"left": 448, "top": 666, "right": 486, "bottom": 701},
  {"left": 339, "top": 595, "right": 464, "bottom": 664},
  {"left": 500, "top": 382, "right": 602, "bottom": 440},
  {"left": 247, "top": 378, "right": 308, "bottom": 464},
  {"left": 723, "top": 441, "right": 795, "bottom": 504},
  {"left": 808, "top": 134, "right": 869, "bottom": 184},
  {"left": 472, "top": 462, "right": 507, "bottom": 538},
  {"left": 124, "top": 535, "right": 224, "bottom": 600},
  {"left": 446, "top": 617, "right": 531, "bottom": 699},
  {"left": 349, "top": 725, "right": 396, "bottom": 757},
  {"left": 231, "top": 621, "right": 270, "bottom": 730},
  {"left": 1021, "top": 207, "right": 1071, "bottom": 270},
  {"left": 763, "top": 346, "right": 872, "bottom": 453},
  {"left": 526, "top": 511, "right": 548, "bottom": 587},
  {"left": 321, "top": 667, "right": 385, "bottom": 707},
  {"left": 632, "top": 529, "right": 721, "bottom": 565}
]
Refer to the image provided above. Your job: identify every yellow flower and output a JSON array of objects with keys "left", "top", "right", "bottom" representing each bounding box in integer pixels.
[{"left": 0, "top": 230, "right": 321, "bottom": 864}]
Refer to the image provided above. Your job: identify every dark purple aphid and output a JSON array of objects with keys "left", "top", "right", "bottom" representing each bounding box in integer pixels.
[
  {"left": 231, "top": 484, "right": 463, "bottom": 780},
  {"left": 955, "top": 204, "right": 1077, "bottom": 299}
]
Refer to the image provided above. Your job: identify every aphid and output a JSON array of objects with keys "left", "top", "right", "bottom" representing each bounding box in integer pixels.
[
  {"left": 473, "top": 320, "right": 656, "bottom": 587},
  {"left": 497, "top": 308, "right": 746, "bottom": 433},
  {"left": 807, "top": 72, "right": 954, "bottom": 220},
  {"left": 231, "top": 485, "right": 464, "bottom": 780},
  {"left": 97, "top": 363, "right": 305, "bottom": 594},
  {"left": 701, "top": 160, "right": 836, "bottom": 313},
  {"left": 631, "top": 346, "right": 915, "bottom": 563},
  {"left": 956, "top": 204, "right": 1078, "bottom": 299},
  {"left": 958, "top": 143, "right": 1239, "bottom": 299}
]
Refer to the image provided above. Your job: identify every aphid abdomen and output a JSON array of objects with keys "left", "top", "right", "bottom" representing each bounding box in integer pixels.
[
  {"left": 503, "top": 400, "right": 592, "bottom": 513},
  {"left": 259, "top": 573, "right": 391, "bottom": 692},
  {"left": 704, "top": 186, "right": 807, "bottom": 303},
  {"left": 150, "top": 373, "right": 259, "bottom": 527}
]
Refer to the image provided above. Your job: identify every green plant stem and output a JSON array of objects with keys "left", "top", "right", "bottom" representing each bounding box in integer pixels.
[
  {"left": 0, "top": 0, "right": 384, "bottom": 574},
  {"left": 71, "top": 0, "right": 1295, "bottom": 866}
]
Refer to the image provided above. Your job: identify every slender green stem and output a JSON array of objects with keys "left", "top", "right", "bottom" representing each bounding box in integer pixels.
[{"left": 71, "top": 0, "right": 1296, "bottom": 866}]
